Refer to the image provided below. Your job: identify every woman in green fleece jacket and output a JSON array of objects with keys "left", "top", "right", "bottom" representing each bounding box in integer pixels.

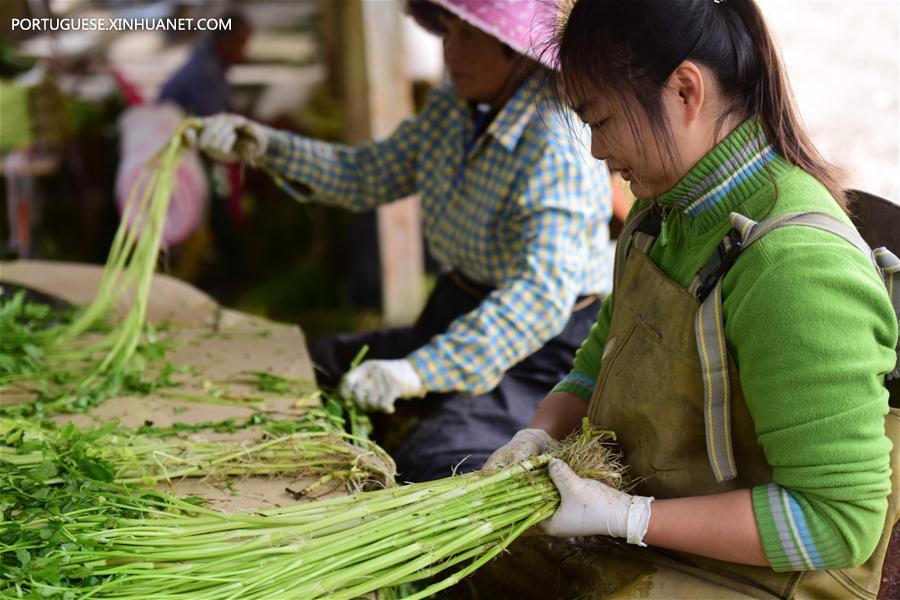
[{"left": 483, "top": 0, "right": 899, "bottom": 597}]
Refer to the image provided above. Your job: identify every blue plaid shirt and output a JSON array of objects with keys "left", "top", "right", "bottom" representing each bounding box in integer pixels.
[{"left": 266, "top": 75, "right": 612, "bottom": 394}]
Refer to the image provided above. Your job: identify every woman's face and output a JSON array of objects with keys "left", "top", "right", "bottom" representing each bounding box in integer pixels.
[
  {"left": 575, "top": 89, "right": 683, "bottom": 200},
  {"left": 573, "top": 63, "right": 730, "bottom": 200},
  {"left": 439, "top": 14, "right": 517, "bottom": 103}
]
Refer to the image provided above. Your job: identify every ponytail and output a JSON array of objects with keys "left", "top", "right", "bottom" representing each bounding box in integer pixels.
[{"left": 727, "top": 0, "right": 845, "bottom": 207}]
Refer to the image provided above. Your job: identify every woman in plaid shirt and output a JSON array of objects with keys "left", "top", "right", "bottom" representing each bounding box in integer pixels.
[{"left": 190, "top": 0, "right": 613, "bottom": 482}]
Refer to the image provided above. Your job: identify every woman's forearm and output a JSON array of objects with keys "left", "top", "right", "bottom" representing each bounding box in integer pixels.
[
  {"left": 529, "top": 392, "right": 589, "bottom": 440},
  {"left": 530, "top": 391, "right": 768, "bottom": 565},
  {"left": 644, "top": 489, "right": 769, "bottom": 566}
]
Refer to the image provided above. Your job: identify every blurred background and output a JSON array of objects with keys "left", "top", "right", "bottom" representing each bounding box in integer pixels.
[{"left": 0, "top": 0, "right": 897, "bottom": 338}]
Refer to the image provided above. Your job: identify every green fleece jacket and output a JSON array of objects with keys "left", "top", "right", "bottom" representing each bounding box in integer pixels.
[{"left": 553, "top": 119, "right": 897, "bottom": 571}]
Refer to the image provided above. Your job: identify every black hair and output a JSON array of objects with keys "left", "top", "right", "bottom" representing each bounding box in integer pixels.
[{"left": 550, "top": 0, "right": 845, "bottom": 208}]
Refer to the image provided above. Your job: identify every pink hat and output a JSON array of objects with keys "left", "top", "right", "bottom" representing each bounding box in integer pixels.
[{"left": 407, "top": 0, "right": 559, "bottom": 69}]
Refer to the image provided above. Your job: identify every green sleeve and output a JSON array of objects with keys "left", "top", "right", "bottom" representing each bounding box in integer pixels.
[{"left": 724, "top": 227, "right": 896, "bottom": 570}]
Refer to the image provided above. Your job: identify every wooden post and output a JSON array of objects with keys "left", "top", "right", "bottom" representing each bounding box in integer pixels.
[{"left": 341, "top": 0, "right": 425, "bottom": 325}]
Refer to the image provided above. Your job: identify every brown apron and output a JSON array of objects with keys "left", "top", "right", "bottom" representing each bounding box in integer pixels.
[
  {"left": 582, "top": 209, "right": 900, "bottom": 598},
  {"left": 467, "top": 209, "right": 900, "bottom": 599}
]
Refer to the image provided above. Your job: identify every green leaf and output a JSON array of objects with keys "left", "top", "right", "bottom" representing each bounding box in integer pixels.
[
  {"left": 76, "top": 458, "right": 114, "bottom": 482},
  {"left": 324, "top": 395, "right": 343, "bottom": 418},
  {"left": 22, "top": 344, "right": 43, "bottom": 360},
  {"left": 15, "top": 548, "right": 30, "bottom": 567}
]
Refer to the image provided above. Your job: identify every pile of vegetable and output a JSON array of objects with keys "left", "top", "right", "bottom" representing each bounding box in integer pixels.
[
  {"left": 1, "top": 416, "right": 395, "bottom": 496},
  {"left": 1, "top": 422, "right": 622, "bottom": 599}
]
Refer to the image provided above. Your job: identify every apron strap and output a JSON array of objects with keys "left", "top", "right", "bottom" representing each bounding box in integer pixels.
[
  {"left": 630, "top": 230, "right": 657, "bottom": 255},
  {"left": 694, "top": 210, "right": 900, "bottom": 482},
  {"left": 689, "top": 229, "right": 743, "bottom": 301},
  {"left": 613, "top": 205, "right": 657, "bottom": 290},
  {"left": 874, "top": 247, "right": 900, "bottom": 380},
  {"left": 695, "top": 277, "right": 738, "bottom": 482},
  {"left": 738, "top": 211, "right": 873, "bottom": 256}
]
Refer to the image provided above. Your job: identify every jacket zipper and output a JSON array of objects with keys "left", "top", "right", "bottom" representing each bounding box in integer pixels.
[{"left": 659, "top": 206, "right": 671, "bottom": 247}]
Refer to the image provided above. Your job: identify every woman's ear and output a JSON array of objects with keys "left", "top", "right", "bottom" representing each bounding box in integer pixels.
[{"left": 667, "top": 60, "right": 706, "bottom": 125}]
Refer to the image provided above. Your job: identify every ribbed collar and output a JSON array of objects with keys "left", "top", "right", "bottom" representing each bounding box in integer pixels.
[{"left": 655, "top": 117, "right": 791, "bottom": 234}]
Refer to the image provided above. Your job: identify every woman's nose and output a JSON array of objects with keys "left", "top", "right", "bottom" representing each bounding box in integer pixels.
[{"left": 590, "top": 136, "right": 607, "bottom": 161}]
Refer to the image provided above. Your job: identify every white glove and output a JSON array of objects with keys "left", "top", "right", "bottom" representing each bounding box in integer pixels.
[
  {"left": 339, "top": 359, "right": 424, "bottom": 414},
  {"left": 184, "top": 114, "right": 272, "bottom": 164},
  {"left": 540, "top": 458, "right": 654, "bottom": 545},
  {"left": 482, "top": 428, "right": 554, "bottom": 471}
]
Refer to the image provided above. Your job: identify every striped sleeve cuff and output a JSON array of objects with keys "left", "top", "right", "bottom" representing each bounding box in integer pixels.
[
  {"left": 550, "top": 371, "right": 595, "bottom": 403},
  {"left": 753, "top": 484, "right": 835, "bottom": 571}
]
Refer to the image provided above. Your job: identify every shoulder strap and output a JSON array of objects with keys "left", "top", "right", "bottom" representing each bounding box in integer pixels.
[
  {"left": 612, "top": 205, "right": 658, "bottom": 291},
  {"left": 875, "top": 247, "right": 900, "bottom": 381},
  {"left": 694, "top": 211, "right": 900, "bottom": 482}
]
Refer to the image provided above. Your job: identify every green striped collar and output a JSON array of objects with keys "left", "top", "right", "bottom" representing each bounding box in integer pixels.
[{"left": 655, "top": 118, "right": 791, "bottom": 233}]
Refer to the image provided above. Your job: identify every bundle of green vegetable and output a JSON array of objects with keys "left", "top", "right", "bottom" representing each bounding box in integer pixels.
[
  {"left": 0, "top": 122, "right": 196, "bottom": 415},
  {"left": 0, "top": 417, "right": 395, "bottom": 496},
  {"left": 2, "top": 422, "right": 623, "bottom": 599}
]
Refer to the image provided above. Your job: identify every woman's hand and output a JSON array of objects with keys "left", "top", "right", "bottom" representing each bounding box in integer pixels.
[
  {"left": 542, "top": 461, "right": 770, "bottom": 565},
  {"left": 484, "top": 391, "right": 590, "bottom": 471},
  {"left": 482, "top": 428, "right": 554, "bottom": 471},
  {"left": 185, "top": 114, "right": 272, "bottom": 165},
  {"left": 540, "top": 459, "right": 654, "bottom": 545},
  {"left": 339, "top": 359, "right": 424, "bottom": 414}
]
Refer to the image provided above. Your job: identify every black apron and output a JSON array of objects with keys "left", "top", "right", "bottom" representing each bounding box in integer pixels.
[{"left": 310, "top": 272, "right": 600, "bottom": 482}]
